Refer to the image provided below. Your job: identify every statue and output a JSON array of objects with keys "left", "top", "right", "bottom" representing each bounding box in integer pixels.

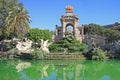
[
  {"left": 39, "top": 39, "right": 52, "bottom": 53},
  {"left": 65, "top": 30, "right": 74, "bottom": 41}
]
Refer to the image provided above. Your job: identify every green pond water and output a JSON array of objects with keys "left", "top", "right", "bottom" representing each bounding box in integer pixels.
[{"left": 0, "top": 59, "right": 120, "bottom": 80}]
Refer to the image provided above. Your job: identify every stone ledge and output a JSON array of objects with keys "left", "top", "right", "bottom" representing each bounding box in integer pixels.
[{"left": 44, "top": 54, "right": 85, "bottom": 60}]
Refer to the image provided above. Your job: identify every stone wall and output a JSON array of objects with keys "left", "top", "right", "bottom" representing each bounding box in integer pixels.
[{"left": 44, "top": 54, "right": 86, "bottom": 60}]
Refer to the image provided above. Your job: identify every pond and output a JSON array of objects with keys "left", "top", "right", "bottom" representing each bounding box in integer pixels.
[{"left": 0, "top": 59, "right": 120, "bottom": 80}]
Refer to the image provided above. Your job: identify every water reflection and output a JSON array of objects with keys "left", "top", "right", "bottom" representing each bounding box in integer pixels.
[
  {"left": 100, "top": 75, "right": 110, "bottom": 80},
  {"left": 40, "top": 65, "right": 49, "bottom": 78},
  {"left": 19, "top": 71, "right": 30, "bottom": 80},
  {"left": 0, "top": 60, "right": 120, "bottom": 80},
  {"left": 16, "top": 62, "right": 31, "bottom": 72}
]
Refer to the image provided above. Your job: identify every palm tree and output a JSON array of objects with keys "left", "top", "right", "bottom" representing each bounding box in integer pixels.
[
  {"left": 0, "top": 0, "right": 29, "bottom": 39},
  {"left": 5, "top": 3, "right": 31, "bottom": 38},
  {"left": 0, "top": 0, "right": 11, "bottom": 40}
]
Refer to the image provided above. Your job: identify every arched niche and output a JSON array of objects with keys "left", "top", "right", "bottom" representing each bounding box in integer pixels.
[
  {"left": 65, "top": 24, "right": 74, "bottom": 36},
  {"left": 78, "top": 30, "right": 81, "bottom": 35},
  {"left": 57, "top": 29, "right": 61, "bottom": 35}
]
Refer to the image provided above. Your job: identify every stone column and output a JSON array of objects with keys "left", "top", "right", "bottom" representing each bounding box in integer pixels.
[
  {"left": 61, "top": 19, "right": 66, "bottom": 38},
  {"left": 74, "top": 19, "right": 79, "bottom": 40}
]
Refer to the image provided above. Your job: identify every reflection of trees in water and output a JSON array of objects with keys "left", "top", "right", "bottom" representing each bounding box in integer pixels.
[
  {"left": 1, "top": 60, "right": 120, "bottom": 80},
  {"left": 14, "top": 60, "right": 120, "bottom": 80},
  {"left": 91, "top": 61, "right": 106, "bottom": 80},
  {"left": 82, "top": 61, "right": 105, "bottom": 80},
  {"left": 54, "top": 60, "right": 120, "bottom": 80},
  {"left": 54, "top": 61, "right": 85, "bottom": 80},
  {"left": 75, "top": 64, "right": 83, "bottom": 80},
  {"left": 83, "top": 61, "right": 120, "bottom": 80},
  {"left": 0, "top": 60, "right": 21, "bottom": 80},
  {"left": 63, "top": 68, "right": 66, "bottom": 80}
]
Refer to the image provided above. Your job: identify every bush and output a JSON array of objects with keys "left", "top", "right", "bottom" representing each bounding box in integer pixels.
[
  {"left": 31, "top": 49, "right": 45, "bottom": 59},
  {"left": 92, "top": 48, "right": 106, "bottom": 60},
  {"left": 7, "top": 48, "right": 20, "bottom": 55},
  {"left": 49, "top": 38, "right": 88, "bottom": 54}
]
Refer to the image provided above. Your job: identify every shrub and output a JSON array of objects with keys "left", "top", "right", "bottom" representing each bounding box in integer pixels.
[
  {"left": 7, "top": 48, "right": 20, "bottom": 55},
  {"left": 92, "top": 48, "right": 106, "bottom": 60},
  {"left": 49, "top": 38, "right": 88, "bottom": 54},
  {"left": 31, "top": 50, "right": 45, "bottom": 59}
]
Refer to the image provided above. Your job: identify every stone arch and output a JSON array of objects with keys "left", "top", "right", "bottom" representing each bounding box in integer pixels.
[
  {"left": 65, "top": 23, "right": 74, "bottom": 36},
  {"left": 55, "top": 6, "right": 85, "bottom": 43},
  {"left": 57, "top": 29, "right": 61, "bottom": 35}
]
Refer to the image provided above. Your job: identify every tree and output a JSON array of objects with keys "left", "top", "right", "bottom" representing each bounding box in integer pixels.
[
  {"left": 0, "top": 0, "right": 31, "bottom": 40},
  {"left": 27, "top": 28, "right": 52, "bottom": 43},
  {"left": 83, "top": 23, "right": 120, "bottom": 44},
  {"left": 112, "top": 25, "right": 120, "bottom": 32},
  {"left": 0, "top": 0, "right": 18, "bottom": 40},
  {"left": 101, "top": 28, "right": 120, "bottom": 44},
  {"left": 5, "top": 3, "right": 31, "bottom": 38},
  {"left": 84, "top": 23, "right": 102, "bottom": 35}
]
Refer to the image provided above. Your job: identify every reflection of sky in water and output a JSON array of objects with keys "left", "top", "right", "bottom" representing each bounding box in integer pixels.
[
  {"left": 100, "top": 75, "right": 110, "bottom": 80},
  {"left": 19, "top": 70, "right": 111, "bottom": 80},
  {"left": 79, "top": 78, "right": 85, "bottom": 80},
  {"left": 19, "top": 71, "right": 30, "bottom": 80},
  {"left": 0, "top": 60, "right": 120, "bottom": 80},
  {"left": 57, "top": 78, "right": 62, "bottom": 80},
  {"left": 66, "top": 72, "right": 74, "bottom": 79},
  {"left": 40, "top": 72, "right": 56, "bottom": 80}
]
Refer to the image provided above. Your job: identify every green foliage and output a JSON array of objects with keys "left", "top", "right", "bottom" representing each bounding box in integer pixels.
[
  {"left": 0, "top": 28, "right": 10, "bottom": 40},
  {"left": 112, "top": 23, "right": 120, "bottom": 31},
  {"left": 31, "top": 49, "right": 45, "bottom": 59},
  {"left": 83, "top": 23, "right": 120, "bottom": 43},
  {"left": 105, "top": 29, "right": 120, "bottom": 43},
  {"left": 0, "top": 0, "right": 30, "bottom": 40},
  {"left": 7, "top": 49, "right": 19, "bottom": 55},
  {"left": 49, "top": 38, "right": 88, "bottom": 54},
  {"left": 92, "top": 48, "right": 106, "bottom": 60},
  {"left": 27, "top": 28, "right": 52, "bottom": 43},
  {"left": 84, "top": 23, "right": 102, "bottom": 35},
  {"left": 48, "top": 44, "right": 62, "bottom": 52},
  {"left": 5, "top": 3, "right": 30, "bottom": 38},
  {"left": 6, "top": 43, "right": 13, "bottom": 49}
]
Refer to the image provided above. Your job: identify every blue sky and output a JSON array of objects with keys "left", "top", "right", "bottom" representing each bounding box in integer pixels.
[{"left": 18, "top": 0, "right": 120, "bottom": 31}]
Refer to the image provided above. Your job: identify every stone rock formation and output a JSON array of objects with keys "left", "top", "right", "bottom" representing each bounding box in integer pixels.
[{"left": 16, "top": 39, "right": 33, "bottom": 53}]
